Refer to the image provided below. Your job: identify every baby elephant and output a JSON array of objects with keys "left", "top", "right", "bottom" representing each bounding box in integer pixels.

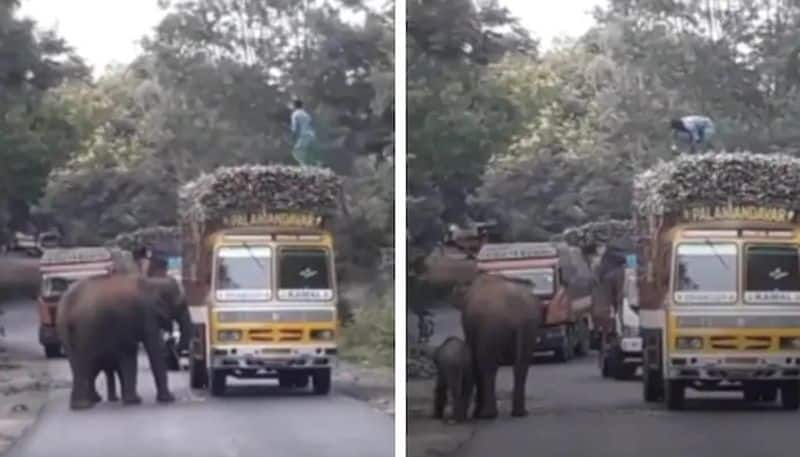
[{"left": 433, "top": 336, "right": 473, "bottom": 423}]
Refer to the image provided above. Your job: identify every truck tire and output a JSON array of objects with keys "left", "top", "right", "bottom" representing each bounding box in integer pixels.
[
  {"left": 600, "top": 353, "right": 611, "bottom": 378},
  {"left": 780, "top": 381, "right": 800, "bottom": 410},
  {"left": 665, "top": 380, "right": 685, "bottom": 410},
  {"left": 553, "top": 342, "right": 573, "bottom": 363},
  {"left": 280, "top": 372, "right": 310, "bottom": 389},
  {"left": 209, "top": 369, "right": 226, "bottom": 396},
  {"left": 615, "top": 364, "right": 637, "bottom": 381},
  {"left": 761, "top": 385, "right": 778, "bottom": 403},
  {"left": 643, "top": 368, "right": 662, "bottom": 402},
  {"left": 43, "top": 344, "right": 61, "bottom": 359},
  {"left": 189, "top": 357, "right": 208, "bottom": 389},
  {"left": 313, "top": 369, "right": 331, "bottom": 395},
  {"left": 165, "top": 339, "right": 180, "bottom": 371}
]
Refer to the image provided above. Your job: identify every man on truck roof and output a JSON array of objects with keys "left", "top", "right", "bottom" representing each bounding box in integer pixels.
[
  {"left": 290, "top": 99, "right": 321, "bottom": 167},
  {"left": 670, "top": 115, "right": 715, "bottom": 153}
]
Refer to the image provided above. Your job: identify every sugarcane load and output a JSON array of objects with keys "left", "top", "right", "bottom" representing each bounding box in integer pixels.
[
  {"left": 634, "top": 152, "right": 800, "bottom": 410},
  {"left": 179, "top": 164, "right": 342, "bottom": 396}
]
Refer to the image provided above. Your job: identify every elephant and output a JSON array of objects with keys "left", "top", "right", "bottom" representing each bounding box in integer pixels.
[
  {"left": 461, "top": 273, "right": 544, "bottom": 419},
  {"left": 56, "top": 274, "right": 191, "bottom": 410},
  {"left": 433, "top": 336, "right": 473, "bottom": 423}
]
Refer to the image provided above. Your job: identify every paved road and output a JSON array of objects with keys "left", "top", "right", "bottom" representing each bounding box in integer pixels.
[
  {"left": 427, "top": 307, "right": 800, "bottom": 457},
  {"left": 1, "top": 300, "right": 393, "bottom": 457}
]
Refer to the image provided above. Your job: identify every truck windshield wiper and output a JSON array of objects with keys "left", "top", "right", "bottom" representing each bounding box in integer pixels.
[
  {"left": 704, "top": 238, "right": 729, "bottom": 270},
  {"left": 242, "top": 242, "right": 265, "bottom": 271}
]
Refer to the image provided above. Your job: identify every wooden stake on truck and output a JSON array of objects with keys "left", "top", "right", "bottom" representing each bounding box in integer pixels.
[{"left": 179, "top": 165, "right": 342, "bottom": 396}]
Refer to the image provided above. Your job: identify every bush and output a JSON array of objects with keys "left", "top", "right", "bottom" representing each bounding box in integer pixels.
[{"left": 339, "top": 286, "right": 394, "bottom": 368}]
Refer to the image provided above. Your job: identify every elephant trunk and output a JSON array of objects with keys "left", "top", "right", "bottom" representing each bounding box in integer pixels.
[{"left": 176, "top": 307, "right": 192, "bottom": 353}]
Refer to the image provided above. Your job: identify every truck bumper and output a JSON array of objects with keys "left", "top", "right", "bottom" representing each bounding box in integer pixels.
[
  {"left": 534, "top": 327, "right": 567, "bottom": 353},
  {"left": 39, "top": 325, "right": 59, "bottom": 346},
  {"left": 209, "top": 345, "right": 337, "bottom": 376},
  {"left": 667, "top": 353, "right": 800, "bottom": 381}
]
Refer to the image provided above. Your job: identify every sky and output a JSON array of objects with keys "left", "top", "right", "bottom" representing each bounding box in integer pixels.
[
  {"left": 503, "top": 0, "right": 604, "bottom": 49},
  {"left": 18, "top": 0, "right": 165, "bottom": 77}
]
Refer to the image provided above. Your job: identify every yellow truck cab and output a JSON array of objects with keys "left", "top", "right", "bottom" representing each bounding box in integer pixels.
[
  {"left": 637, "top": 153, "right": 800, "bottom": 410},
  {"left": 181, "top": 165, "right": 341, "bottom": 396}
]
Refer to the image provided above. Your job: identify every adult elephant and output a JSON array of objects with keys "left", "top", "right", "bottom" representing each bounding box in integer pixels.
[
  {"left": 423, "top": 241, "right": 544, "bottom": 419},
  {"left": 56, "top": 274, "right": 191, "bottom": 410}
]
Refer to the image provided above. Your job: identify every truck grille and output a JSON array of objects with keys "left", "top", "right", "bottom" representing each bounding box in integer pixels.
[
  {"left": 247, "top": 328, "right": 305, "bottom": 342},
  {"left": 709, "top": 335, "right": 771, "bottom": 351}
]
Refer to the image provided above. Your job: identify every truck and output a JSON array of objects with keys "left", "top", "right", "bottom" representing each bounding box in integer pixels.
[
  {"left": 637, "top": 152, "right": 800, "bottom": 410},
  {"left": 38, "top": 247, "right": 118, "bottom": 357},
  {"left": 475, "top": 242, "right": 593, "bottom": 362},
  {"left": 181, "top": 165, "right": 341, "bottom": 396},
  {"left": 598, "top": 252, "right": 643, "bottom": 380}
]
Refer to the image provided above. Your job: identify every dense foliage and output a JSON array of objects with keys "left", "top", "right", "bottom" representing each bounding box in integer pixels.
[{"left": 1, "top": 0, "right": 393, "bottom": 280}]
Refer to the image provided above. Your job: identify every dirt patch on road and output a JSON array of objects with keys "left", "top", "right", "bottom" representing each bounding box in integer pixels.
[
  {"left": 407, "top": 379, "right": 477, "bottom": 457},
  {"left": 334, "top": 361, "right": 394, "bottom": 416}
]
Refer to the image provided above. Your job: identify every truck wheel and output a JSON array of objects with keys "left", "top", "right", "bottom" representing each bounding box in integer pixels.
[
  {"left": 743, "top": 386, "right": 759, "bottom": 403},
  {"left": 780, "top": 381, "right": 800, "bottom": 410},
  {"left": 209, "top": 370, "right": 226, "bottom": 397},
  {"left": 313, "top": 369, "right": 331, "bottom": 395},
  {"left": 165, "top": 340, "right": 180, "bottom": 371},
  {"left": 189, "top": 357, "right": 208, "bottom": 389},
  {"left": 761, "top": 386, "right": 778, "bottom": 403},
  {"left": 643, "top": 368, "right": 662, "bottom": 402},
  {"left": 43, "top": 344, "right": 61, "bottom": 359},
  {"left": 665, "top": 380, "right": 685, "bottom": 410},
  {"left": 554, "top": 338, "right": 573, "bottom": 363}
]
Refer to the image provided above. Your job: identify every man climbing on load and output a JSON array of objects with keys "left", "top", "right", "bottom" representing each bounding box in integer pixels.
[
  {"left": 670, "top": 115, "right": 715, "bottom": 154},
  {"left": 290, "top": 99, "right": 322, "bottom": 166}
]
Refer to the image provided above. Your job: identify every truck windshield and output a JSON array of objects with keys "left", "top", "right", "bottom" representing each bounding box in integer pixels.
[
  {"left": 744, "top": 245, "right": 800, "bottom": 304},
  {"left": 674, "top": 243, "right": 737, "bottom": 304},
  {"left": 501, "top": 268, "right": 555, "bottom": 297},
  {"left": 215, "top": 245, "right": 272, "bottom": 301},
  {"left": 278, "top": 248, "right": 333, "bottom": 301}
]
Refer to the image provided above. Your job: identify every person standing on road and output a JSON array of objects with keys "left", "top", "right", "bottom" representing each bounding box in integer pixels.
[
  {"left": 670, "top": 115, "right": 715, "bottom": 154},
  {"left": 290, "top": 99, "right": 322, "bottom": 166}
]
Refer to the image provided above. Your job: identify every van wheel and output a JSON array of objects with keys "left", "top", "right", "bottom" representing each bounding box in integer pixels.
[
  {"left": 189, "top": 357, "right": 207, "bottom": 389},
  {"left": 209, "top": 370, "right": 226, "bottom": 396},
  {"left": 313, "top": 369, "right": 331, "bottom": 395}
]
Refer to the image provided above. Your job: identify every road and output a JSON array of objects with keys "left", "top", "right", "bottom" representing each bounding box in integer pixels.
[
  {"left": 429, "top": 307, "right": 800, "bottom": 457},
  {"left": 1, "top": 299, "right": 393, "bottom": 457}
]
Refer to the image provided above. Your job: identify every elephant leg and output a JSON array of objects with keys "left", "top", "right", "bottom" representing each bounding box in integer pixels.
[
  {"left": 511, "top": 329, "right": 530, "bottom": 417},
  {"left": 465, "top": 333, "right": 484, "bottom": 418},
  {"left": 433, "top": 374, "right": 446, "bottom": 419},
  {"left": 474, "top": 338, "right": 499, "bottom": 419},
  {"left": 106, "top": 367, "right": 119, "bottom": 402},
  {"left": 142, "top": 318, "right": 174, "bottom": 403},
  {"left": 68, "top": 356, "right": 96, "bottom": 411},
  {"left": 451, "top": 371, "right": 467, "bottom": 422},
  {"left": 119, "top": 352, "right": 142, "bottom": 405},
  {"left": 460, "top": 371, "right": 474, "bottom": 423},
  {"left": 87, "top": 365, "right": 102, "bottom": 403}
]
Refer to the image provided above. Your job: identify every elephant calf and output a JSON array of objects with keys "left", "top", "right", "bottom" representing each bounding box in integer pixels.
[{"left": 433, "top": 336, "right": 473, "bottom": 423}]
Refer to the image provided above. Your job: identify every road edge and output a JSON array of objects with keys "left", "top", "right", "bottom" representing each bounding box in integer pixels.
[{"left": 333, "top": 361, "right": 394, "bottom": 416}]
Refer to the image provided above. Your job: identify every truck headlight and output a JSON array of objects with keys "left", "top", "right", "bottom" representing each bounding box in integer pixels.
[
  {"left": 676, "top": 336, "right": 703, "bottom": 350},
  {"left": 780, "top": 337, "right": 800, "bottom": 350},
  {"left": 217, "top": 330, "right": 242, "bottom": 342},
  {"left": 311, "top": 329, "right": 335, "bottom": 341}
]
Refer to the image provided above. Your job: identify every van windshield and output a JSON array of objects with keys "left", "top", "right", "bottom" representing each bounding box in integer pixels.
[
  {"left": 745, "top": 245, "right": 800, "bottom": 304},
  {"left": 674, "top": 243, "right": 737, "bottom": 304},
  {"left": 215, "top": 245, "right": 272, "bottom": 301}
]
